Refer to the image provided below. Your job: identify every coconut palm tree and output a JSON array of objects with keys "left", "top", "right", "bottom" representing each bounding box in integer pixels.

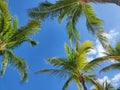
[
  {"left": 36, "top": 40, "right": 103, "bottom": 90},
  {"left": 84, "top": 41, "right": 120, "bottom": 74},
  {"left": 28, "top": 0, "right": 109, "bottom": 49},
  {"left": 92, "top": 80, "right": 115, "bottom": 90},
  {"left": 0, "top": 0, "right": 40, "bottom": 82}
]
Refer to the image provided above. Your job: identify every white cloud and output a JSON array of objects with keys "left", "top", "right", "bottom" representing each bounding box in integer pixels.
[
  {"left": 107, "top": 29, "right": 119, "bottom": 41},
  {"left": 106, "top": 29, "right": 119, "bottom": 46},
  {"left": 112, "top": 73, "right": 120, "bottom": 87}
]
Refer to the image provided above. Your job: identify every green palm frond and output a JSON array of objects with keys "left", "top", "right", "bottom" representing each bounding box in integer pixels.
[
  {"left": 0, "top": 49, "right": 28, "bottom": 82},
  {"left": 84, "top": 56, "right": 120, "bottom": 71},
  {"left": 29, "top": 0, "right": 80, "bottom": 20},
  {"left": 85, "top": 76, "right": 104, "bottom": 90},
  {"left": 76, "top": 40, "right": 93, "bottom": 69},
  {"left": 9, "top": 20, "right": 40, "bottom": 41},
  {"left": 47, "top": 58, "right": 76, "bottom": 71},
  {"left": 6, "top": 20, "right": 40, "bottom": 49},
  {"left": 0, "top": 0, "right": 11, "bottom": 33},
  {"left": 35, "top": 69, "right": 71, "bottom": 78},
  {"left": 0, "top": 51, "right": 8, "bottom": 76},
  {"left": 64, "top": 43, "right": 71, "bottom": 57},
  {"left": 100, "top": 63, "right": 120, "bottom": 73},
  {"left": 77, "top": 40, "right": 93, "bottom": 54},
  {"left": 83, "top": 4, "right": 109, "bottom": 49},
  {"left": 65, "top": 4, "right": 83, "bottom": 41},
  {"left": 6, "top": 50, "right": 28, "bottom": 82},
  {"left": 75, "top": 77, "right": 81, "bottom": 90},
  {"left": 62, "top": 76, "right": 74, "bottom": 90}
]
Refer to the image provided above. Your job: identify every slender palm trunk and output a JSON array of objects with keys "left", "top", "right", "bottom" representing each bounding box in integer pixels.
[
  {"left": 81, "top": 81, "right": 87, "bottom": 90},
  {"left": 78, "top": 74, "right": 87, "bottom": 90},
  {"left": 88, "top": 0, "right": 120, "bottom": 6}
]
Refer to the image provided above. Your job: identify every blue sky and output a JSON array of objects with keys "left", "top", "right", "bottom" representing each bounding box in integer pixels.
[{"left": 0, "top": 0, "right": 120, "bottom": 90}]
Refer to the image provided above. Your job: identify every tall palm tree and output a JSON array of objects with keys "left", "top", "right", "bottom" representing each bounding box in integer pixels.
[
  {"left": 0, "top": 0, "right": 40, "bottom": 82},
  {"left": 84, "top": 41, "right": 120, "bottom": 73},
  {"left": 28, "top": 0, "right": 109, "bottom": 49},
  {"left": 36, "top": 40, "right": 102, "bottom": 90}
]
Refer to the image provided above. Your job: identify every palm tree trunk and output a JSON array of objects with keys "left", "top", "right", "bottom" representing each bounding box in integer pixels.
[
  {"left": 81, "top": 81, "right": 87, "bottom": 90},
  {"left": 88, "top": 0, "right": 120, "bottom": 6},
  {"left": 78, "top": 74, "right": 87, "bottom": 90}
]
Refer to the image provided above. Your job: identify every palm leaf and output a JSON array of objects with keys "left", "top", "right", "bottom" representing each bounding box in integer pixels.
[
  {"left": 100, "top": 63, "right": 120, "bottom": 73},
  {"left": 62, "top": 76, "right": 74, "bottom": 90},
  {"left": 0, "top": 51, "right": 8, "bottom": 76},
  {"left": 6, "top": 50, "right": 28, "bottom": 82},
  {"left": 83, "top": 4, "right": 109, "bottom": 49},
  {"left": 75, "top": 78, "right": 81, "bottom": 90},
  {"left": 84, "top": 56, "right": 120, "bottom": 71},
  {"left": 35, "top": 69, "right": 70, "bottom": 78},
  {"left": 47, "top": 58, "right": 76, "bottom": 70},
  {"left": 85, "top": 76, "right": 104, "bottom": 90}
]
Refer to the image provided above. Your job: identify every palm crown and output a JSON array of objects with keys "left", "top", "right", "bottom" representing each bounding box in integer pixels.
[
  {"left": 29, "top": 0, "right": 109, "bottom": 49},
  {"left": 0, "top": 0, "right": 40, "bottom": 82},
  {"left": 36, "top": 40, "right": 103, "bottom": 90}
]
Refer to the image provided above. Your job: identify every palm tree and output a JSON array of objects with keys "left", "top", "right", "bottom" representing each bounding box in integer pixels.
[
  {"left": 28, "top": 0, "right": 109, "bottom": 49},
  {"left": 84, "top": 41, "right": 120, "bottom": 73},
  {"left": 0, "top": 0, "right": 40, "bottom": 82},
  {"left": 92, "top": 80, "right": 115, "bottom": 90},
  {"left": 36, "top": 40, "right": 103, "bottom": 90}
]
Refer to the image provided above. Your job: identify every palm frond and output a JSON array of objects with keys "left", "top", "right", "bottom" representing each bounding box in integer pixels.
[
  {"left": 84, "top": 56, "right": 120, "bottom": 71},
  {"left": 3, "top": 17, "right": 18, "bottom": 40},
  {"left": 10, "top": 20, "right": 40, "bottom": 41},
  {"left": 100, "top": 63, "right": 120, "bottom": 73},
  {"left": 35, "top": 69, "right": 76, "bottom": 79},
  {"left": 66, "top": 4, "right": 83, "bottom": 41},
  {"left": 64, "top": 43, "right": 71, "bottom": 57},
  {"left": 75, "top": 78, "right": 81, "bottom": 90},
  {"left": 0, "top": 51, "right": 8, "bottom": 76},
  {"left": 6, "top": 50, "right": 28, "bottom": 82},
  {"left": 85, "top": 76, "right": 104, "bottom": 90},
  {"left": 47, "top": 58, "right": 76, "bottom": 71},
  {"left": 83, "top": 4, "right": 109, "bottom": 49},
  {"left": 0, "top": 0, "right": 11, "bottom": 33},
  {"left": 6, "top": 20, "right": 40, "bottom": 49},
  {"left": 76, "top": 40, "right": 93, "bottom": 69},
  {"left": 29, "top": 0, "right": 80, "bottom": 20},
  {"left": 62, "top": 76, "right": 74, "bottom": 90}
]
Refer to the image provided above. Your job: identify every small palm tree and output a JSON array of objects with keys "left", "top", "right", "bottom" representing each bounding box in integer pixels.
[
  {"left": 29, "top": 0, "right": 109, "bottom": 49},
  {"left": 84, "top": 41, "right": 120, "bottom": 73},
  {"left": 36, "top": 40, "right": 102, "bottom": 90},
  {"left": 92, "top": 80, "right": 115, "bottom": 90},
  {"left": 0, "top": 0, "right": 40, "bottom": 82}
]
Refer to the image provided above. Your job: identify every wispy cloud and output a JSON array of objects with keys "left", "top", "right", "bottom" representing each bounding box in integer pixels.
[{"left": 112, "top": 73, "right": 120, "bottom": 87}]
